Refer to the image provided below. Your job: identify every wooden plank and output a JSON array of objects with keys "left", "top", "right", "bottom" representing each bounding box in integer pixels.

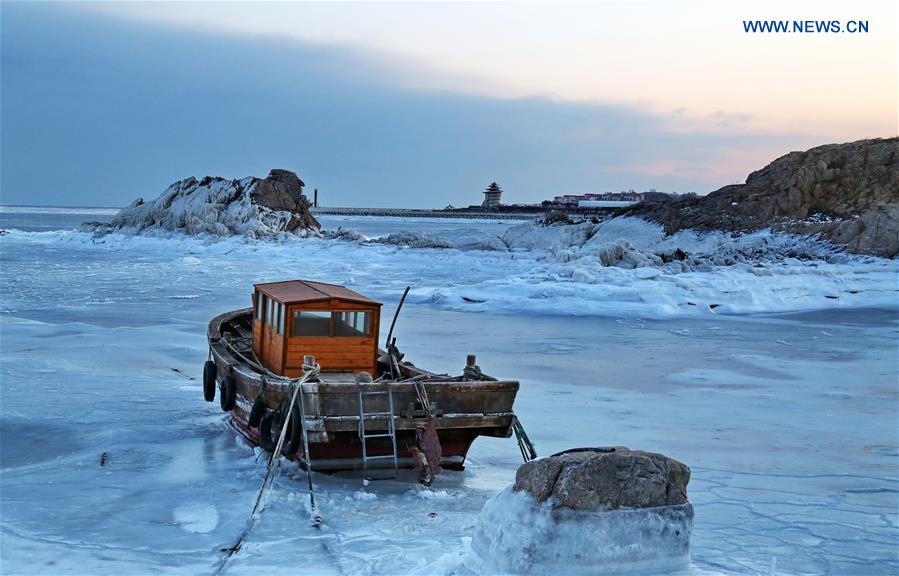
[
  {"left": 289, "top": 302, "right": 377, "bottom": 312},
  {"left": 287, "top": 351, "right": 373, "bottom": 362},
  {"left": 286, "top": 337, "right": 370, "bottom": 347},
  {"left": 286, "top": 344, "right": 372, "bottom": 354},
  {"left": 283, "top": 365, "right": 376, "bottom": 378},
  {"left": 286, "top": 357, "right": 373, "bottom": 367}
]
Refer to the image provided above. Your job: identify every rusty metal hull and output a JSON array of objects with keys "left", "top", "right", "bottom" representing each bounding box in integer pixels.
[{"left": 208, "top": 309, "right": 519, "bottom": 471}]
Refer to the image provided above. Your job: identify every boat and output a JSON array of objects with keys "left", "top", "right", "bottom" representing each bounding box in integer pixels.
[{"left": 204, "top": 279, "right": 534, "bottom": 481}]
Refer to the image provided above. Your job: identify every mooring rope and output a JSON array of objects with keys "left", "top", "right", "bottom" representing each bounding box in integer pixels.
[{"left": 215, "top": 363, "right": 321, "bottom": 575}]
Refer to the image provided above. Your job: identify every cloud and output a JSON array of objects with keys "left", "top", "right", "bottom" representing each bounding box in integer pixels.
[{"left": 1, "top": 3, "right": 824, "bottom": 208}]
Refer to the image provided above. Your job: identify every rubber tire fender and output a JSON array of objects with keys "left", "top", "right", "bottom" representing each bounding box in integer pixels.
[
  {"left": 203, "top": 360, "right": 216, "bottom": 402},
  {"left": 259, "top": 411, "right": 277, "bottom": 452},
  {"left": 259, "top": 403, "right": 302, "bottom": 456},
  {"left": 279, "top": 403, "right": 303, "bottom": 457},
  {"left": 248, "top": 395, "right": 266, "bottom": 428},
  {"left": 219, "top": 374, "right": 236, "bottom": 412}
]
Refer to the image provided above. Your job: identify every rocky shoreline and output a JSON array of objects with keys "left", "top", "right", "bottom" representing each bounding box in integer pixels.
[{"left": 623, "top": 137, "right": 899, "bottom": 258}]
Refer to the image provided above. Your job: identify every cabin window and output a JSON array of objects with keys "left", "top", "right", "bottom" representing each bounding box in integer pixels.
[
  {"left": 291, "top": 310, "right": 331, "bottom": 337},
  {"left": 277, "top": 303, "right": 284, "bottom": 335},
  {"left": 334, "top": 311, "right": 371, "bottom": 337},
  {"left": 267, "top": 298, "right": 275, "bottom": 326},
  {"left": 257, "top": 294, "right": 266, "bottom": 323}
]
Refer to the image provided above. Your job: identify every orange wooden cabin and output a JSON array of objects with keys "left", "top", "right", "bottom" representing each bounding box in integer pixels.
[{"left": 252, "top": 280, "right": 382, "bottom": 378}]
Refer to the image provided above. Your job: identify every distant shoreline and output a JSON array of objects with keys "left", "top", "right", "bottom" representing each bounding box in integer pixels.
[
  {"left": 312, "top": 207, "right": 536, "bottom": 220},
  {"left": 0, "top": 205, "right": 121, "bottom": 214},
  {"left": 0, "top": 204, "right": 537, "bottom": 220}
]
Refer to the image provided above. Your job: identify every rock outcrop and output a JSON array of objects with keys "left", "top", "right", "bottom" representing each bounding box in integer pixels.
[
  {"left": 624, "top": 137, "right": 899, "bottom": 257},
  {"left": 514, "top": 446, "right": 690, "bottom": 509},
  {"left": 86, "top": 169, "right": 320, "bottom": 238}
]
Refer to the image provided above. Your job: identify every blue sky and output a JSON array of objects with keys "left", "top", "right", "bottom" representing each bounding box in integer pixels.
[{"left": 1, "top": 2, "right": 893, "bottom": 208}]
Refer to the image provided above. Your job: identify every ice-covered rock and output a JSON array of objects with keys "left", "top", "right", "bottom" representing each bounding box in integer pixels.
[
  {"left": 87, "top": 169, "right": 320, "bottom": 238},
  {"left": 324, "top": 226, "right": 369, "bottom": 243},
  {"left": 465, "top": 447, "right": 693, "bottom": 574},
  {"left": 501, "top": 219, "right": 595, "bottom": 252},
  {"left": 493, "top": 216, "right": 846, "bottom": 275},
  {"left": 374, "top": 231, "right": 459, "bottom": 249}
]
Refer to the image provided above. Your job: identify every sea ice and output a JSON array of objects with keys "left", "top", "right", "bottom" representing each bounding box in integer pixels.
[
  {"left": 173, "top": 503, "right": 220, "bottom": 534},
  {"left": 0, "top": 212, "right": 896, "bottom": 575}
]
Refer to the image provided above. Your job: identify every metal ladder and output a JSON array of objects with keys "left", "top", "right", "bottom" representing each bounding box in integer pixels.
[{"left": 357, "top": 388, "right": 399, "bottom": 479}]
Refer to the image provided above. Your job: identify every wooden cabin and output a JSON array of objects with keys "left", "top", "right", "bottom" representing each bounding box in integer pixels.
[{"left": 251, "top": 280, "right": 382, "bottom": 378}]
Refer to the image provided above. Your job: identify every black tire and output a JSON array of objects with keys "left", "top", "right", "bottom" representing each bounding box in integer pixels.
[
  {"left": 259, "top": 411, "right": 277, "bottom": 452},
  {"left": 219, "top": 374, "right": 236, "bottom": 412},
  {"left": 280, "top": 403, "right": 303, "bottom": 456},
  {"left": 258, "top": 403, "right": 302, "bottom": 456},
  {"left": 203, "top": 360, "right": 216, "bottom": 402},
  {"left": 248, "top": 395, "right": 265, "bottom": 428}
]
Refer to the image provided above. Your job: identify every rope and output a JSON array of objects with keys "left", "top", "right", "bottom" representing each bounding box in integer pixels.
[
  {"left": 462, "top": 364, "right": 497, "bottom": 381},
  {"left": 212, "top": 335, "right": 299, "bottom": 385},
  {"left": 216, "top": 363, "right": 321, "bottom": 575},
  {"left": 414, "top": 380, "right": 431, "bottom": 413}
]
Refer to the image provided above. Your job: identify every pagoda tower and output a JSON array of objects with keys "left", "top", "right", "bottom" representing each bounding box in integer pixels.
[{"left": 482, "top": 181, "right": 503, "bottom": 208}]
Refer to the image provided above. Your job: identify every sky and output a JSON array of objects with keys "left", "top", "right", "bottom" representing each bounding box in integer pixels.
[{"left": 1, "top": 1, "right": 896, "bottom": 208}]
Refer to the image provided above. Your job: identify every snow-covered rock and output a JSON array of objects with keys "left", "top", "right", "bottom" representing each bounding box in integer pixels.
[{"left": 86, "top": 169, "right": 320, "bottom": 238}]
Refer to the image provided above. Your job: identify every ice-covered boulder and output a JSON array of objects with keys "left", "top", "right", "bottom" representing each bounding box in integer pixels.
[
  {"left": 88, "top": 169, "right": 320, "bottom": 238},
  {"left": 374, "top": 231, "right": 459, "bottom": 249},
  {"left": 465, "top": 447, "right": 693, "bottom": 574},
  {"left": 324, "top": 226, "right": 369, "bottom": 243},
  {"left": 501, "top": 219, "right": 595, "bottom": 252}
]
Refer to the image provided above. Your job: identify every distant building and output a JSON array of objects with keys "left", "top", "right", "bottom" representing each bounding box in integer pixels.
[
  {"left": 482, "top": 182, "right": 503, "bottom": 208},
  {"left": 577, "top": 199, "right": 638, "bottom": 208}
]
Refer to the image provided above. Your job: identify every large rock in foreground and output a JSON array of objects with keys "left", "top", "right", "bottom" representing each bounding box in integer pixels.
[
  {"left": 89, "top": 169, "right": 320, "bottom": 238},
  {"left": 465, "top": 447, "right": 693, "bottom": 575},
  {"left": 624, "top": 137, "right": 899, "bottom": 257},
  {"left": 514, "top": 446, "right": 690, "bottom": 510}
]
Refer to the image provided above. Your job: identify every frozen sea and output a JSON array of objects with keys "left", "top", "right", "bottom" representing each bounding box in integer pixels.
[{"left": 1, "top": 207, "right": 897, "bottom": 575}]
